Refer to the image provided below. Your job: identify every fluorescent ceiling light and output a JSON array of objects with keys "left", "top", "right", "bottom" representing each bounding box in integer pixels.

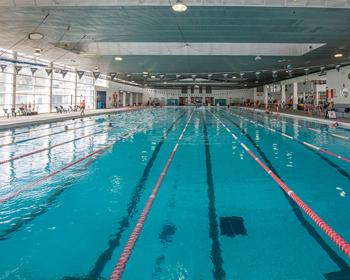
[
  {"left": 28, "top": 32, "right": 44, "bottom": 40},
  {"left": 172, "top": 0, "right": 187, "bottom": 12},
  {"left": 81, "top": 53, "right": 97, "bottom": 58},
  {"left": 34, "top": 49, "right": 42, "bottom": 56},
  {"left": 334, "top": 53, "right": 343, "bottom": 58},
  {"left": 114, "top": 56, "right": 123, "bottom": 61}
]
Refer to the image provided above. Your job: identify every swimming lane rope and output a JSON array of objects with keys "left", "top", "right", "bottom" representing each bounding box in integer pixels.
[
  {"left": 0, "top": 126, "right": 142, "bottom": 204},
  {"left": 209, "top": 110, "right": 350, "bottom": 259},
  {"left": 110, "top": 110, "right": 194, "bottom": 280},
  {"left": 226, "top": 109, "right": 350, "bottom": 164}
]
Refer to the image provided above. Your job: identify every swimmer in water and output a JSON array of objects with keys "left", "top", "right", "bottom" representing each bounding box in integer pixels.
[{"left": 330, "top": 122, "right": 339, "bottom": 128}]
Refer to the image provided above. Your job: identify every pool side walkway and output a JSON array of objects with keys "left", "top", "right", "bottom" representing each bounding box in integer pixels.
[{"left": 0, "top": 107, "right": 143, "bottom": 130}]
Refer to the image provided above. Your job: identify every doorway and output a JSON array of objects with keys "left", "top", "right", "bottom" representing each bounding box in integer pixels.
[{"left": 96, "top": 91, "right": 107, "bottom": 109}]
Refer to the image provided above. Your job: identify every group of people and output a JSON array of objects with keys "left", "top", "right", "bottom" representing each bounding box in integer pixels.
[{"left": 243, "top": 96, "right": 337, "bottom": 119}]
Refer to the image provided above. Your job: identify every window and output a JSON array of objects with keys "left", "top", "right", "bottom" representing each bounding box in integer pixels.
[
  {"left": 206, "top": 86, "right": 212, "bottom": 94},
  {"left": 0, "top": 70, "right": 14, "bottom": 111},
  {"left": 52, "top": 71, "right": 76, "bottom": 111},
  {"left": 16, "top": 67, "right": 51, "bottom": 113},
  {"left": 190, "top": 86, "right": 194, "bottom": 94},
  {"left": 77, "top": 74, "right": 95, "bottom": 109},
  {"left": 181, "top": 86, "right": 187, "bottom": 94}
]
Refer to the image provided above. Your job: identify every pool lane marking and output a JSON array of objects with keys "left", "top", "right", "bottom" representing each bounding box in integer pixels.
[
  {"left": 0, "top": 119, "right": 94, "bottom": 139},
  {"left": 0, "top": 108, "right": 155, "bottom": 164},
  {"left": 0, "top": 108, "right": 148, "bottom": 147},
  {"left": 226, "top": 109, "right": 350, "bottom": 164},
  {"left": 331, "top": 133, "right": 350, "bottom": 141},
  {"left": 218, "top": 112, "right": 350, "bottom": 270},
  {"left": 82, "top": 111, "right": 188, "bottom": 280},
  {"left": 240, "top": 107, "right": 350, "bottom": 142},
  {"left": 226, "top": 109, "right": 350, "bottom": 185},
  {"left": 0, "top": 111, "right": 186, "bottom": 245},
  {"left": 0, "top": 129, "right": 107, "bottom": 166},
  {"left": 0, "top": 109, "right": 173, "bottom": 203},
  {"left": 0, "top": 106, "right": 145, "bottom": 139},
  {"left": 110, "top": 110, "right": 194, "bottom": 280},
  {"left": 210, "top": 110, "right": 350, "bottom": 259},
  {"left": 0, "top": 122, "right": 99, "bottom": 148},
  {"left": 0, "top": 127, "right": 143, "bottom": 204},
  {"left": 201, "top": 112, "right": 225, "bottom": 279}
]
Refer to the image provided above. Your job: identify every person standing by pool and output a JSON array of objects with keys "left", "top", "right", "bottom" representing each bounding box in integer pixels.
[
  {"left": 273, "top": 98, "right": 278, "bottom": 111},
  {"left": 80, "top": 99, "right": 86, "bottom": 116}
]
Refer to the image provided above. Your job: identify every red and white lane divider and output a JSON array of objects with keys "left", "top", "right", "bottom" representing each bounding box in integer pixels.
[
  {"left": 110, "top": 111, "right": 194, "bottom": 280},
  {"left": 0, "top": 122, "right": 99, "bottom": 148},
  {"left": 209, "top": 110, "right": 350, "bottom": 259},
  {"left": 226, "top": 110, "right": 350, "bottom": 164},
  {"left": 0, "top": 127, "right": 142, "bottom": 204},
  {"left": 241, "top": 106, "right": 350, "bottom": 141},
  {"left": 0, "top": 107, "right": 158, "bottom": 165},
  {"left": 0, "top": 119, "right": 95, "bottom": 139}
]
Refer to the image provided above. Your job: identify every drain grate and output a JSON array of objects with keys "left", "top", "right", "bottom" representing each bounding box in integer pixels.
[{"left": 220, "top": 216, "right": 247, "bottom": 238}]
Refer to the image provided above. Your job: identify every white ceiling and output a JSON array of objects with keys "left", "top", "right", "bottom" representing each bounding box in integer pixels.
[{"left": 81, "top": 42, "right": 325, "bottom": 56}]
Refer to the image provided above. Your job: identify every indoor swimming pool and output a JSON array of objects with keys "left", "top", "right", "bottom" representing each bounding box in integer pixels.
[{"left": 1, "top": 107, "right": 350, "bottom": 280}]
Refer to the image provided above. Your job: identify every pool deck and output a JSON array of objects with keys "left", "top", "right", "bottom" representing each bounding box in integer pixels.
[
  {"left": 236, "top": 106, "right": 350, "bottom": 128},
  {"left": 0, "top": 107, "right": 143, "bottom": 130}
]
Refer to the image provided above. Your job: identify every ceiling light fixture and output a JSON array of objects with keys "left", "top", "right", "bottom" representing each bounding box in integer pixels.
[
  {"left": 34, "top": 49, "right": 42, "bottom": 56},
  {"left": 334, "top": 53, "right": 343, "bottom": 58},
  {"left": 28, "top": 32, "right": 44, "bottom": 40},
  {"left": 114, "top": 57, "right": 123, "bottom": 61},
  {"left": 172, "top": 0, "right": 187, "bottom": 12}
]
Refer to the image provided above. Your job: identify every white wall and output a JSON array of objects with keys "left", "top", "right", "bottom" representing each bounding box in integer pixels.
[
  {"left": 264, "top": 66, "right": 350, "bottom": 106},
  {"left": 96, "top": 81, "right": 143, "bottom": 108},
  {"left": 326, "top": 65, "right": 350, "bottom": 105},
  {"left": 142, "top": 87, "right": 254, "bottom": 104}
]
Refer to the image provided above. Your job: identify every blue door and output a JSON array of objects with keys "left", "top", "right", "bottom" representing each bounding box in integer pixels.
[{"left": 97, "top": 91, "right": 107, "bottom": 109}]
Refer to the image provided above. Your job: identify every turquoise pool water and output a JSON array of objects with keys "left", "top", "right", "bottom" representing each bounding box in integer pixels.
[{"left": 0, "top": 107, "right": 350, "bottom": 279}]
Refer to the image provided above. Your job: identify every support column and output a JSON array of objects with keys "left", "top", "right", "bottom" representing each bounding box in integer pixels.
[
  {"left": 12, "top": 52, "right": 17, "bottom": 109},
  {"left": 293, "top": 82, "right": 298, "bottom": 110},
  {"left": 281, "top": 84, "right": 286, "bottom": 106},
  {"left": 253, "top": 87, "right": 257, "bottom": 101},
  {"left": 137, "top": 93, "right": 141, "bottom": 105},
  {"left": 316, "top": 86, "right": 320, "bottom": 106},
  {"left": 131, "top": 92, "right": 134, "bottom": 106},
  {"left": 49, "top": 62, "right": 53, "bottom": 112},
  {"left": 122, "top": 92, "right": 126, "bottom": 107},
  {"left": 74, "top": 71, "right": 78, "bottom": 107},
  {"left": 264, "top": 85, "right": 268, "bottom": 109}
]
